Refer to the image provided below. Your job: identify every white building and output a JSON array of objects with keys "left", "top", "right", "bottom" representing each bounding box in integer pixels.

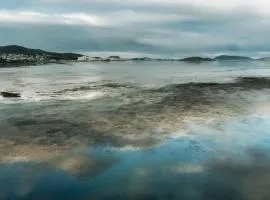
[{"left": 78, "top": 55, "right": 91, "bottom": 61}]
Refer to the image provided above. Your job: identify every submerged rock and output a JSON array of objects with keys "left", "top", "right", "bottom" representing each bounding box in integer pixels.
[{"left": 1, "top": 92, "right": 21, "bottom": 98}]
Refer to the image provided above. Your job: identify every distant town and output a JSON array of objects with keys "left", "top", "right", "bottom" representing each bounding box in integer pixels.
[
  {"left": 0, "top": 45, "right": 82, "bottom": 66},
  {"left": 0, "top": 53, "right": 47, "bottom": 65}
]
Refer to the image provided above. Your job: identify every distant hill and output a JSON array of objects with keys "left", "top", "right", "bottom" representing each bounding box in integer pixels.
[
  {"left": 131, "top": 57, "right": 152, "bottom": 61},
  {"left": 180, "top": 57, "right": 214, "bottom": 62},
  {"left": 215, "top": 55, "right": 253, "bottom": 61},
  {"left": 0, "top": 45, "right": 83, "bottom": 60},
  {"left": 1, "top": 45, "right": 265, "bottom": 63}
]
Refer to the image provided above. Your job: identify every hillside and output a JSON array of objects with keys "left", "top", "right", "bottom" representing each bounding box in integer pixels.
[{"left": 0, "top": 45, "right": 83, "bottom": 60}]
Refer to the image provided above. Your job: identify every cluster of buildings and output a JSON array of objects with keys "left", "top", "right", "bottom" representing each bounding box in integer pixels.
[
  {"left": 77, "top": 55, "right": 156, "bottom": 62},
  {"left": 0, "top": 54, "right": 46, "bottom": 63},
  {"left": 78, "top": 55, "right": 122, "bottom": 62}
]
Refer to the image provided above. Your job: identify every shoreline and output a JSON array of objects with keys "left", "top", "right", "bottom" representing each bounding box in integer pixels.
[{"left": 0, "top": 58, "right": 268, "bottom": 68}]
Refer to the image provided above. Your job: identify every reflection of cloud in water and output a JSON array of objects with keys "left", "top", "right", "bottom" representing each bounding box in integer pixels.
[
  {"left": 0, "top": 162, "right": 53, "bottom": 198},
  {"left": 206, "top": 150, "right": 270, "bottom": 200},
  {"left": 55, "top": 153, "right": 117, "bottom": 179},
  {"left": 0, "top": 144, "right": 65, "bottom": 163},
  {"left": 0, "top": 152, "right": 118, "bottom": 199},
  {"left": 0, "top": 143, "right": 270, "bottom": 199},
  {"left": 171, "top": 164, "right": 204, "bottom": 174},
  {"left": 97, "top": 151, "right": 270, "bottom": 200}
]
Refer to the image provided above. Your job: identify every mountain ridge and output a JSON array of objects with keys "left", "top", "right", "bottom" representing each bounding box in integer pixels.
[{"left": 0, "top": 45, "right": 83, "bottom": 60}]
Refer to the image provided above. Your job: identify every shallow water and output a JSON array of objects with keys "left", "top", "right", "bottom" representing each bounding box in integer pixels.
[
  {"left": 1, "top": 61, "right": 270, "bottom": 200},
  {"left": 1, "top": 61, "right": 270, "bottom": 103}
]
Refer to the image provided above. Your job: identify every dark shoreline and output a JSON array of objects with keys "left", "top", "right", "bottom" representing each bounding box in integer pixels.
[
  {"left": 0, "top": 60, "right": 68, "bottom": 68},
  {"left": 0, "top": 58, "right": 267, "bottom": 68}
]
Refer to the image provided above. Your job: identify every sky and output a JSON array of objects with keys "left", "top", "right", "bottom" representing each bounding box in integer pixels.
[{"left": 1, "top": 0, "right": 270, "bottom": 57}]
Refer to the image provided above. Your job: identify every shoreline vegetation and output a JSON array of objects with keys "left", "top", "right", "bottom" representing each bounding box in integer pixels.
[{"left": 1, "top": 45, "right": 270, "bottom": 67}]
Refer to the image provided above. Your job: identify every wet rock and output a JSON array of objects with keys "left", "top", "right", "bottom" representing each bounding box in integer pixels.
[{"left": 1, "top": 92, "right": 21, "bottom": 98}]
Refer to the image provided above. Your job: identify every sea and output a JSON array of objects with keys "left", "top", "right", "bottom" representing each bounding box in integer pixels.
[{"left": 0, "top": 60, "right": 270, "bottom": 200}]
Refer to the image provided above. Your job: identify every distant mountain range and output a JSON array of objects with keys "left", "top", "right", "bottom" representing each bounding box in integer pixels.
[
  {"left": 130, "top": 55, "right": 270, "bottom": 62},
  {"left": 214, "top": 55, "right": 253, "bottom": 61},
  {"left": 0, "top": 45, "right": 83, "bottom": 60},
  {"left": 178, "top": 55, "right": 254, "bottom": 63},
  {"left": 1, "top": 45, "right": 270, "bottom": 64}
]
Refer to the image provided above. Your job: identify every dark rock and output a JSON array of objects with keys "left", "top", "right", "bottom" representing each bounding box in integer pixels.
[{"left": 1, "top": 92, "right": 21, "bottom": 98}]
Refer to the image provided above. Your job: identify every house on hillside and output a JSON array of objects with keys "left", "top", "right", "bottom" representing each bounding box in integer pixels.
[{"left": 78, "top": 55, "right": 90, "bottom": 61}]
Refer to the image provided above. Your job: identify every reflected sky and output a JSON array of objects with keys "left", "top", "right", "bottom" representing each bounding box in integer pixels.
[{"left": 0, "top": 114, "right": 269, "bottom": 200}]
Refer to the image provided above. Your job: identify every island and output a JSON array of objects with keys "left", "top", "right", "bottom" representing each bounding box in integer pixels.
[
  {"left": 179, "top": 55, "right": 254, "bottom": 63},
  {"left": 214, "top": 55, "right": 253, "bottom": 61},
  {"left": 1, "top": 92, "right": 21, "bottom": 98},
  {"left": 179, "top": 57, "right": 214, "bottom": 62}
]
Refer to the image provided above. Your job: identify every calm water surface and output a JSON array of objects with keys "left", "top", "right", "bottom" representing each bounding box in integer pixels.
[{"left": 0, "top": 61, "right": 270, "bottom": 200}]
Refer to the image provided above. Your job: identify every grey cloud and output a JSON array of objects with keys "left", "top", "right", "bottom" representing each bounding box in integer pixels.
[{"left": 1, "top": 0, "right": 270, "bottom": 56}]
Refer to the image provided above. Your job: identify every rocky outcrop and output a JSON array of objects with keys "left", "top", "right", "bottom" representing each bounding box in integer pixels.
[{"left": 1, "top": 92, "right": 21, "bottom": 98}]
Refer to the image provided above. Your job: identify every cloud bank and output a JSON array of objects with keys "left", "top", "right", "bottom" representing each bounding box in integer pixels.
[{"left": 1, "top": 0, "right": 270, "bottom": 56}]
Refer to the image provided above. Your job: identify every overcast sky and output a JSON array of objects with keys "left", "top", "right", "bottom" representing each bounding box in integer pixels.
[{"left": 1, "top": 0, "right": 270, "bottom": 57}]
